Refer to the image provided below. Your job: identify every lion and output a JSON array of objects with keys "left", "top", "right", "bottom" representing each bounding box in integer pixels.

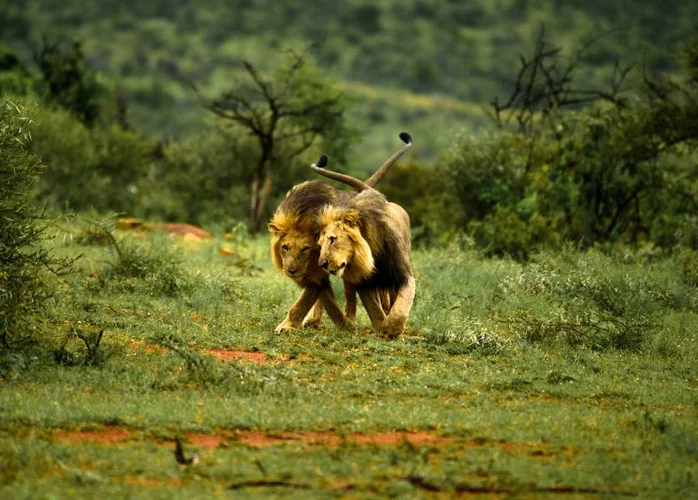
[
  {"left": 268, "top": 135, "right": 412, "bottom": 332},
  {"left": 268, "top": 180, "right": 348, "bottom": 332},
  {"left": 311, "top": 133, "right": 416, "bottom": 338}
]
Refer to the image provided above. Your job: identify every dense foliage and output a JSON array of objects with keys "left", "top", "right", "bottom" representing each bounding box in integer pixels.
[
  {"left": 436, "top": 41, "right": 698, "bottom": 258},
  {"left": 0, "top": 2, "right": 696, "bottom": 254},
  {"left": 3, "top": 0, "right": 695, "bottom": 162},
  {"left": 0, "top": 101, "right": 52, "bottom": 343}
]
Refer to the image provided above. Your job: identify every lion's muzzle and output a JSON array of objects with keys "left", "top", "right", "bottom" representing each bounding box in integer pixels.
[{"left": 322, "top": 261, "right": 346, "bottom": 277}]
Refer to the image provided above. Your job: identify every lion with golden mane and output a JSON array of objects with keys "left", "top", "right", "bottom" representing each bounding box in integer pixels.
[
  {"left": 268, "top": 135, "right": 412, "bottom": 332},
  {"left": 312, "top": 132, "right": 415, "bottom": 338}
]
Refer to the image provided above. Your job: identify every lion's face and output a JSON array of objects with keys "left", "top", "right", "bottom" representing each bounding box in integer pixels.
[
  {"left": 317, "top": 207, "right": 374, "bottom": 282},
  {"left": 318, "top": 219, "right": 354, "bottom": 279},
  {"left": 272, "top": 229, "right": 319, "bottom": 279}
]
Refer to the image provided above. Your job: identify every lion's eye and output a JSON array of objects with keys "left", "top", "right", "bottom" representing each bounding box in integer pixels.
[
  {"left": 301, "top": 246, "right": 311, "bottom": 253},
  {"left": 329, "top": 236, "right": 337, "bottom": 245},
  {"left": 281, "top": 244, "right": 289, "bottom": 252}
]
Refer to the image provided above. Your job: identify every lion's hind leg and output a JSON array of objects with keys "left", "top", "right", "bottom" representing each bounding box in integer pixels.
[{"left": 344, "top": 281, "right": 358, "bottom": 324}]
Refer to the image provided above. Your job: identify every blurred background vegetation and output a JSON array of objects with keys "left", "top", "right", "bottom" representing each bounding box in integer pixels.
[{"left": 1, "top": 0, "right": 697, "bottom": 255}]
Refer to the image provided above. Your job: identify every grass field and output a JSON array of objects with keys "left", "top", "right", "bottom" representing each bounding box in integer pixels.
[{"left": 1, "top": 222, "right": 697, "bottom": 498}]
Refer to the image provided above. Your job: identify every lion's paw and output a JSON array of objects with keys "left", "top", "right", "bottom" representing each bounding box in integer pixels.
[
  {"left": 379, "top": 317, "right": 405, "bottom": 339},
  {"left": 274, "top": 320, "right": 300, "bottom": 333},
  {"left": 302, "top": 317, "right": 321, "bottom": 329}
]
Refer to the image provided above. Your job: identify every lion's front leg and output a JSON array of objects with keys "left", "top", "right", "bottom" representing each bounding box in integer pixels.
[
  {"left": 380, "top": 275, "right": 416, "bottom": 339},
  {"left": 317, "top": 286, "right": 352, "bottom": 330},
  {"left": 343, "top": 281, "right": 357, "bottom": 324},
  {"left": 302, "top": 300, "right": 324, "bottom": 328},
  {"left": 275, "top": 287, "right": 322, "bottom": 333},
  {"left": 358, "top": 288, "right": 387, "bottom": 331},
  {"left": 380, "top": 290, "right": 392, "bottom": 315}
]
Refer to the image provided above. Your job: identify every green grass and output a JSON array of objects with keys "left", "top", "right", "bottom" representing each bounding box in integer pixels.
[{"left": 1, "top": 225, "right": 697, "bottom": 497}]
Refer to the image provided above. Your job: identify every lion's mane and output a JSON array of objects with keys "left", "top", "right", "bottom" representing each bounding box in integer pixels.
[{"left": 320, "top": 189, "right": 412, "bottom": 293}]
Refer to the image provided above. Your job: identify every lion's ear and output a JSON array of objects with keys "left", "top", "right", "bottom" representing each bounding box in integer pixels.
[
  {"left": 343, "top": 209, "right": 360, "bottom": 227},
  {"left": 268, "top": 222, "right": 282, "bottom": 234}
]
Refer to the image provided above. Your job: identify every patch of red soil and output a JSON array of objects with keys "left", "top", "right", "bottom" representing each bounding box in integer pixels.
[
  {"left": 123, "top": 476, "right": 182, "bottom": 488},
  {"left": 234, "top": 430, "right": 451, "bottom": 448},
  {"left": 184, "top": 432, "right": 225, "bottom": 450},
  {"left": 117, "top": 218, "right": 212, "bottom": 242},
  {"left": 205, "top": 349, "right": 269, "bottom": 363},
  {"left": 54, "top": 427, "right": 130, "bottom": 445},
  {"left": 128, "top": 339, "right": 166, "bottom": 354},
  {"left": 51, "top": 426, "right": 574, "bottom": 462}
]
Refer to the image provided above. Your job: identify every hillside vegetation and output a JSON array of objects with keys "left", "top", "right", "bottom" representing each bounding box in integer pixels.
[{"left": 2, "top": 0, "right": 696, "bottom": 160}]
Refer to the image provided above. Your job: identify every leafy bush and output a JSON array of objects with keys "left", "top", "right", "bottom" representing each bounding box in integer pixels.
[
  {"left": 0, "top": 101, "right": 53, "bottom": 343},
  {"left": 31, "top": 107, "right": 155, "bottom": 214},
  {"left": 438, "top": 42, "right": 698, "bottom": 258},
  {"left": 0, "top": 46, "right": 35, "bottom": 97},
  {"left": 133, "top": 124, "right": 256, "bottom": 228},
  {"left": 377, "top": 160, "right": 460, "bottom": 246},
  {"left": 34, "top": 39, "right": 107, "bottom": 127}
]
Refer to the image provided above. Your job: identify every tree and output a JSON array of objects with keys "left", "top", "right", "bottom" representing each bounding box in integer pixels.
[
  {"left": 34, "top": 38, "right": 105, "bottom": 128},
  {"left": 199, "top": 51, "right": 354, "bottom": 233}
]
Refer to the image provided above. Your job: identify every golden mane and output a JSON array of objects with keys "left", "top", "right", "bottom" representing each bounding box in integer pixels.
[{"left": 318, "top": 205, "right": 375, "bottom": 283}]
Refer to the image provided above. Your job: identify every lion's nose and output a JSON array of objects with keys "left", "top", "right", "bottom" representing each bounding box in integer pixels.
[{"left": 287, "top": 265, "right": 298, "bottom": 274}]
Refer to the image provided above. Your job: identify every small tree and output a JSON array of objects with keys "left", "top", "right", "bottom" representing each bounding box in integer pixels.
[{"left": 199, "top": 51, "right": 354, "bottom": 233}]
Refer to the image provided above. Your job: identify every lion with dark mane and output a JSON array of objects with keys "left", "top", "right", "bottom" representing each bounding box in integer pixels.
[
  {"left": 268, "top": 134, "right": 412, "bottom": 332},
  {"left": 312, "top": 133, "right": 415, "bottom": 338}
]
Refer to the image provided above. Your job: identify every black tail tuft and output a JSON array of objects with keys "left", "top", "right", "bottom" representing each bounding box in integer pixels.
[
  {"left": 316, "top": 154, "right": 329, "bottom": 168},
  {"left": 399, "top": 132, "right": 412, "bottom": 145}
]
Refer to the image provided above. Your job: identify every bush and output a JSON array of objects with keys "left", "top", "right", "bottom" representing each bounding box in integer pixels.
[
  {"left": 439, "top": 101, "right": 698, "bottom": 258},
  {"left": 31, "top": 107, "right": 155, "bottom": 214},
  {"left": 435, "top": 39, "right": 698, "bottom": 258},
  {"left": 0, "top": 100, "right": 53, "bottom": 344},
  {"left": 377, "top": 160, "right": 460, "bottom": 246}
]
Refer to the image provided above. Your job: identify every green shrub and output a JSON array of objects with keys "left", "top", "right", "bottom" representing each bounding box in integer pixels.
[
  {"left": 83, "top": 218, "right": 194, "bottom": 297},
  {"left": 34, "top": 39, "right": 107, "bottom": 128},
  {"left": 0, "top": 100, "right": 52, "bottom": 343},
  {"left": 31, "top": 107, "right": 154, "bottom": 214},
  {"left": 133, "top": 125, "right": 255, "bottom": 227},
  {"left": 378, "top": 160, "right": 461, "bottom": 246},
  {"left": 435, "top": 40, "right": 698, "bottom": 258},
  {"left": 439, "top": 104, "right": 698, "bottom": 257}
]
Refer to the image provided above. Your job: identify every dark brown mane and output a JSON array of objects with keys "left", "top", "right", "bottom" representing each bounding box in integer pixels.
[
  {"left": 341, "top": 189, "right": 411, "bottom": 292},
  {"left": 277, "top": 180, "right": 338, "bottom": 220}
]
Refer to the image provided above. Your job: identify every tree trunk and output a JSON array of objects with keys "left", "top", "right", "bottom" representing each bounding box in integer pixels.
[
  {"left": 256, "top": 170, "right": 274, "bottom": 233},
  {"left": 250, "top": 171, "right": 274, "bottom": 234},
  {"left": 249, "top": 171, "right": 260, "bottom": 233}
]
